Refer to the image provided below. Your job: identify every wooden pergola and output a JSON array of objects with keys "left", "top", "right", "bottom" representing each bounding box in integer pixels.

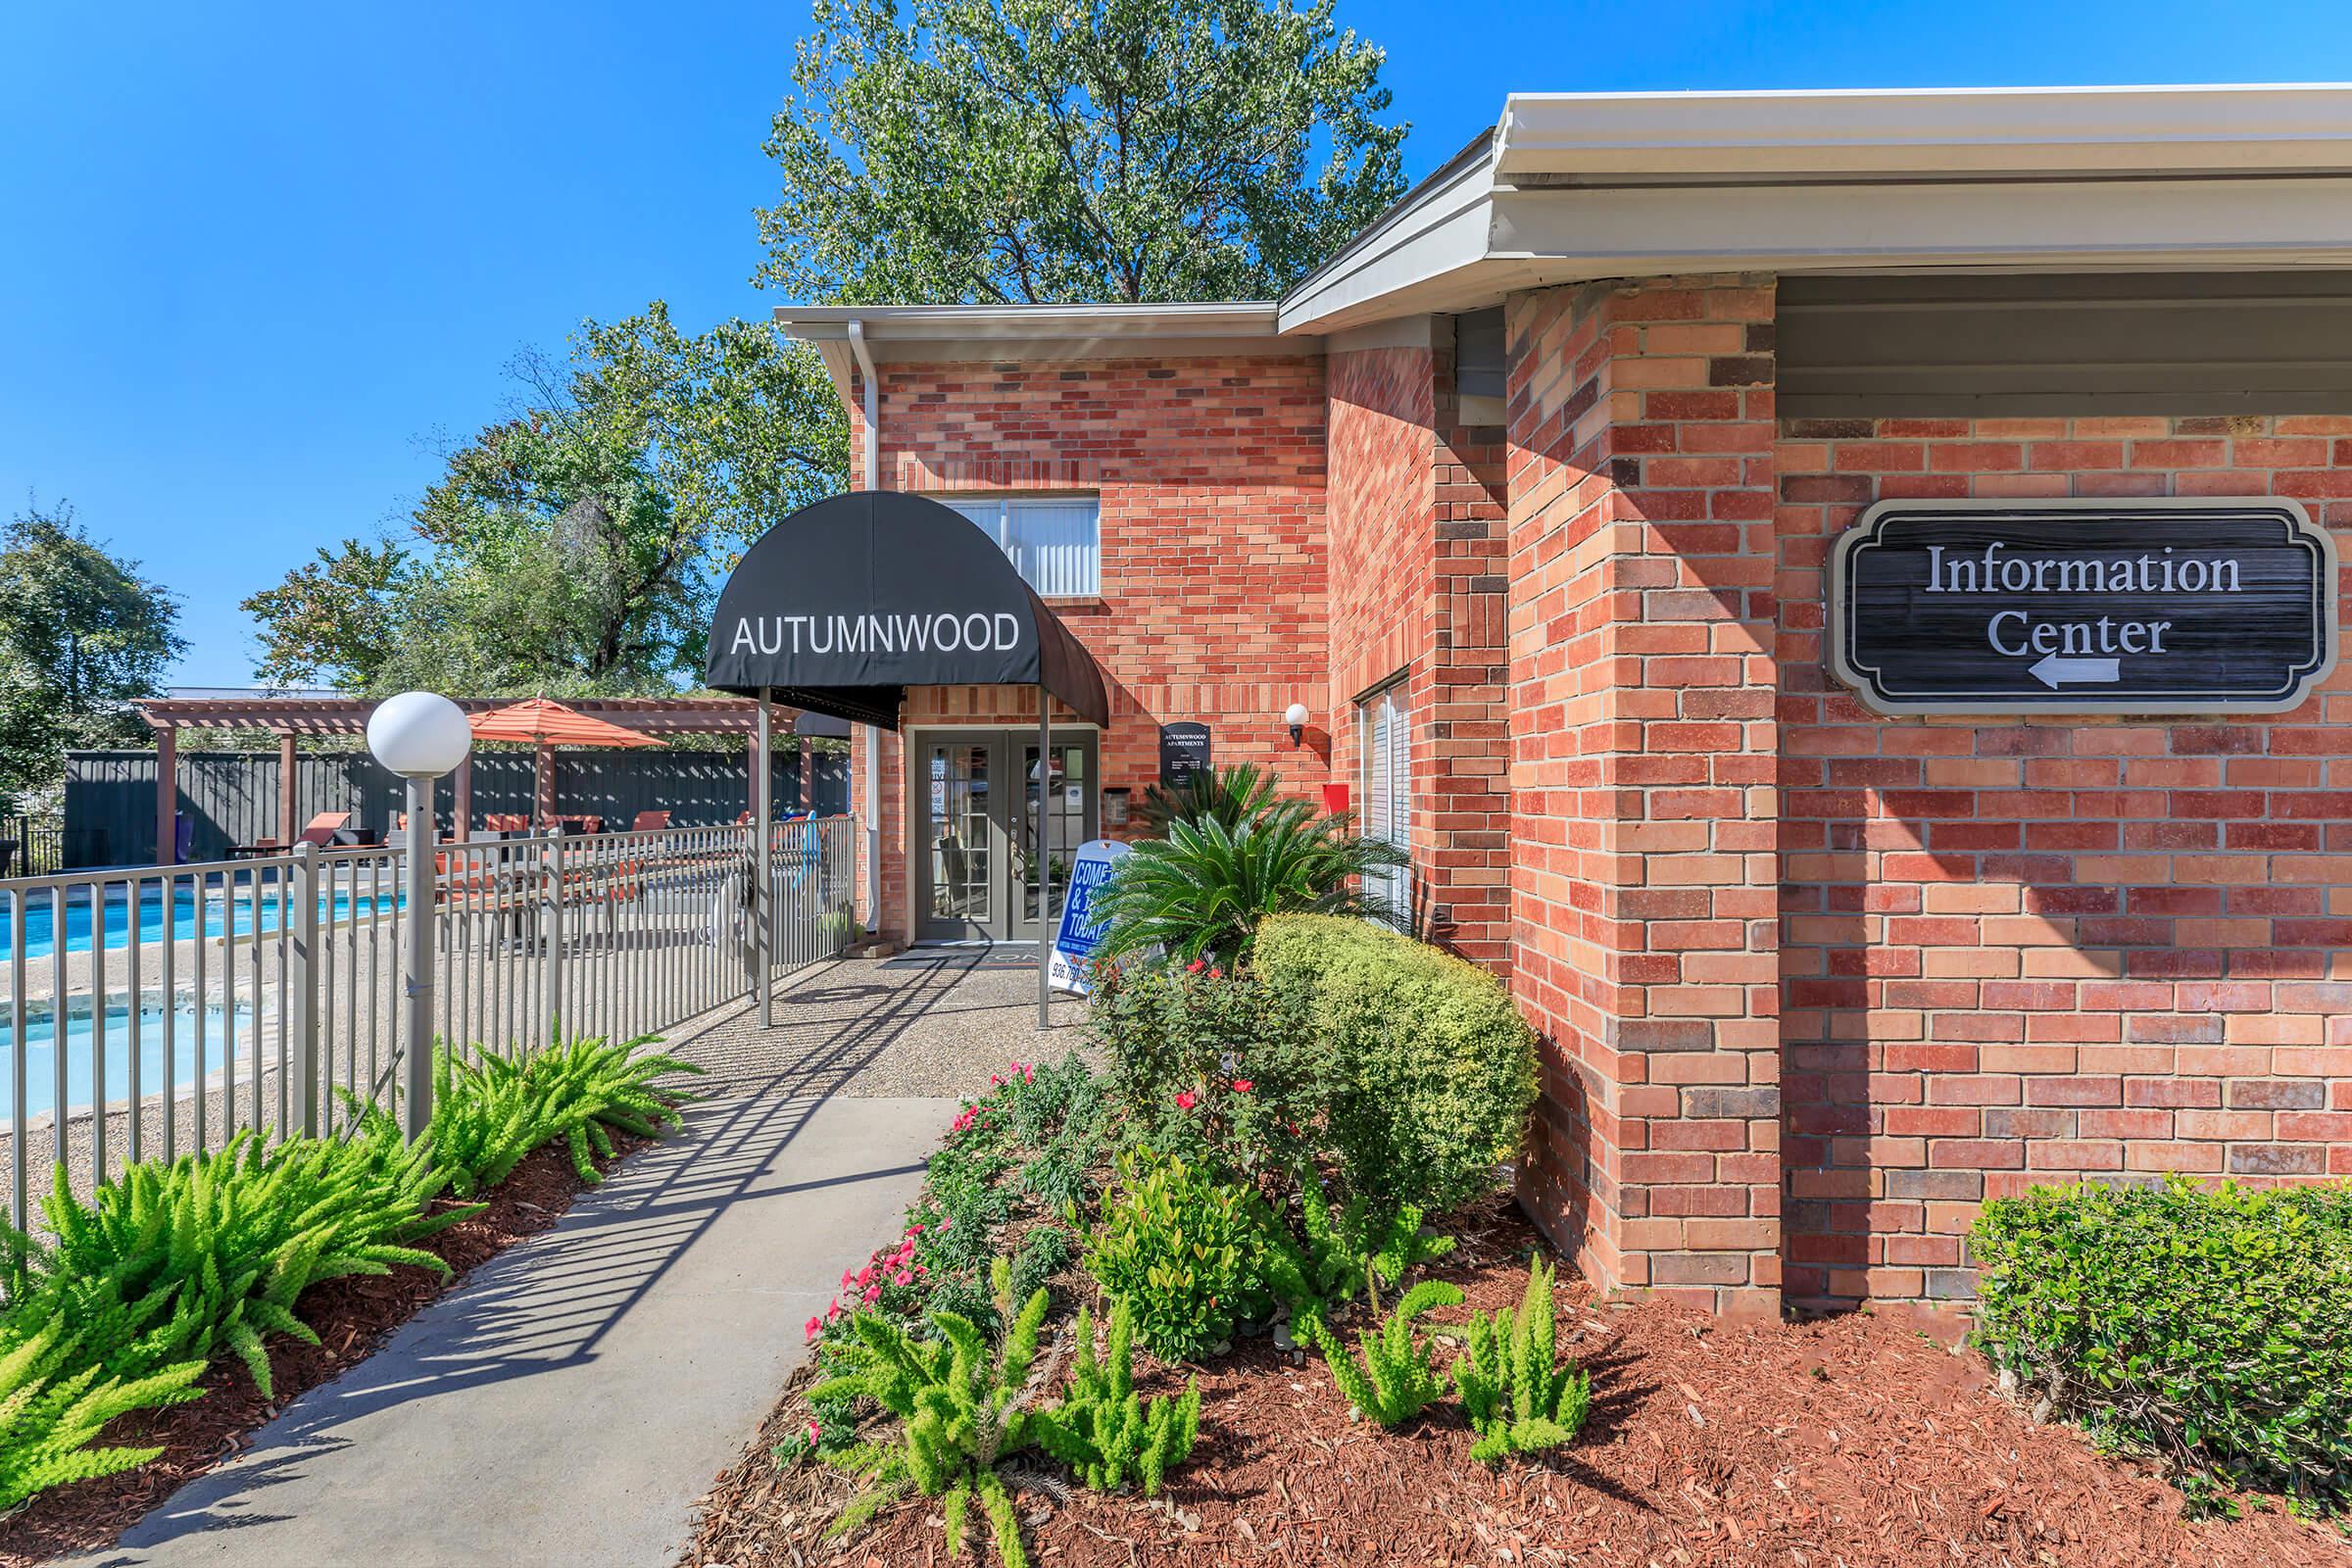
[{"left": 134, "top": 694, "right": 850, "bottom": 864}]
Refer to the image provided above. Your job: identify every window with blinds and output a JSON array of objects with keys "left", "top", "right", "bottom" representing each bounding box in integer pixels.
[
  {"left": 1357, "top": 682, "right": 1411, "bottom": 923},
  {"left": 942, "top": 496, "right": 1102, "bottom": 597}
]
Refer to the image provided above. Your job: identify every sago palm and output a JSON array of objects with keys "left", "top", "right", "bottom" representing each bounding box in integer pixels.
[
  {"left": 1130, "top": 760, "right": 1282, "bottom": 836},
  {"left": 1092, "top": 795, "right": 1405, "bottom": 964}
]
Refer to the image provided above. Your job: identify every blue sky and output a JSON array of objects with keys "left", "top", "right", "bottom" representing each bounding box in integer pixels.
[{"left": 4, "top": 1, "right": 2347, "bottom": 685}]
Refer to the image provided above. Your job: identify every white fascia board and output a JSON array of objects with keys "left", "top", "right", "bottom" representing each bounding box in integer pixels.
[
  {"left": 1275, "top": 150, "right": 1500, "bottom": 335},
  {"left": 1494, "top": 83, "right": 2352, "bottom": 178},
  {"left": 772, "top": 302, "right": 1282, "bottom": 346},
  {"left": 1486, "top": 174, "right": 2352, "bottom": 280}
]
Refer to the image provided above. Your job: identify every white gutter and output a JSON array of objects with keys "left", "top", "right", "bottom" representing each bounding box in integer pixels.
[{"left": 845, "top": 318, "right": 884, "bottom": 935}]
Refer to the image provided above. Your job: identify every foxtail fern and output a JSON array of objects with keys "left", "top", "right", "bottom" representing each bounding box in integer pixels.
[
  {"left": 0, "top": 1305, "right": 205, "bottom": 1509},
  {"left": 1031, "top": 1297, "right": 1200, "bottom": 1495},
  {"left": 1450, "top": 1261, "right": 1592, "bottom": 1466},
  {"left": 1306, "top": 1279, "right": 1462, "bottom": 1427}
]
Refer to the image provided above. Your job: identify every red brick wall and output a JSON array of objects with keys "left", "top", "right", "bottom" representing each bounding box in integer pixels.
[
  {"left": 1775, "top": 414, "right": 2352, "bottom": 1309},
  {"left": 849, "top": 355, "right": 1333, "bottom": 938},
  {"left": 1503, "top": 276, "right": 1784, "bottom": 1312},
  {"left": 1323, "top": 337, "right": 1513, "bottom": 967}
]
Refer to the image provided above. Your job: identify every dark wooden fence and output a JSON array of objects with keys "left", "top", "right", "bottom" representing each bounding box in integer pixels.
[{"left": 62, "top": 748, "right": 851, "bottom": 868}]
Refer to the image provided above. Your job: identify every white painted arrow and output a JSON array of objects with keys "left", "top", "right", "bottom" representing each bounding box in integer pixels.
[{"left": 2030, "top": 654, "right": 2121, "bottom": 688}]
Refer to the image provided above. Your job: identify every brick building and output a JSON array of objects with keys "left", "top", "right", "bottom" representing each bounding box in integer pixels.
[{"left": 766, "top": 84, "right": 2352, "bottom": 1314}]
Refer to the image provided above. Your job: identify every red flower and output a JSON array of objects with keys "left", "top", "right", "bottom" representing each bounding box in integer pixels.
[
  {"left": 1186, "top": 959, "right": 1206, "bottom": 974},
  {"left": 1175, "top": 1091, "right": 1197, "bottom": 1111},
  {"left": 1208, "top": 967, "right": 1223, "bottom": 980},
  {"left": 1231, "top": 1079, "right": 1254, "bottom": 1094}
]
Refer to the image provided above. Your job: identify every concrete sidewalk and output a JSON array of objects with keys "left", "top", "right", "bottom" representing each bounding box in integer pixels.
[{"left": 74, "top": 1090, "right": 949, "bottom": 1568}]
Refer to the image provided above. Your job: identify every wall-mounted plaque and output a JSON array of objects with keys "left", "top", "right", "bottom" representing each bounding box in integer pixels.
[
  {"left": 1158, "top": 721, "right": 1212, "bottom": 785},
  {"left": 1831, "top": 499, "right": 2336, "bottom": 715}
]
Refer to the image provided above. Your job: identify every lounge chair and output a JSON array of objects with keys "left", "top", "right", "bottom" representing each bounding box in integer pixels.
[
  {"left": 631, "top": 809, "right": 672, "bottom": 833},
  {"left": 230, "top": 811, "right": 351, "bottom": 858}
]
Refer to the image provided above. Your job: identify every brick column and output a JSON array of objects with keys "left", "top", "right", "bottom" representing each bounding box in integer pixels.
[{"left": 1504, "top": 275, "right": 1783, "bottom": 1312}]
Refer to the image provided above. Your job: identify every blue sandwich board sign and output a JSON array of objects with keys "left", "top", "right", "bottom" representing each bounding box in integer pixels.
[{"left": 1049, "top": 839, "right": 1131, "bottom": 996}]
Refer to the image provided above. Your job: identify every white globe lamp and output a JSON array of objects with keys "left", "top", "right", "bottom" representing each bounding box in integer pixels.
[
  {"left": 368, "top": 691, "right": 471, "bottom": 1141},
  {"left": 367, "top": 691, "right": 473, "bottom": 779},
  {"left": 1283, "top": 702, "right": 1310, "bottom": 748}
]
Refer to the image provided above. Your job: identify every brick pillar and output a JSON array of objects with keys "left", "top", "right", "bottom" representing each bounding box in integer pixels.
[{"left": 1504, "top": 275, "right": 1783, "bottom": 1312}]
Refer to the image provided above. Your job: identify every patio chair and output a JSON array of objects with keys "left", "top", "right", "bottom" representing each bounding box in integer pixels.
[
  {"left": 631, "top": 809, "right": 672, "bottom": 833},
  {"left": 483, "top": 812, "right": 530, "bottom": 834},
  {"left": 230, "top": 810, "right": 350, "bottom": 858}
]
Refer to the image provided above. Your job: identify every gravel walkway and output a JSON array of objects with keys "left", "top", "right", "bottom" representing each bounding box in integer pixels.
[
  {"left": 3, "top": 950, "right": 1094, "bottom": 1220},
  {"left": 671, "top": 950, "right": 1095, "bottom": 1099}
]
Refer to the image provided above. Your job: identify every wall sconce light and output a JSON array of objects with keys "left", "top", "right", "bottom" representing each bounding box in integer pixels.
[{"left": 1283, "top": 702, "right": 1310, "bottom": 748}]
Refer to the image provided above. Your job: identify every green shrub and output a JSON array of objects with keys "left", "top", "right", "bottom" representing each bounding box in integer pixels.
[
  {"left": 812, "top": 1256, "right": 1053, "bottom": 1567},
  {"left": 1091, "top": 790, "right": 1407, "bottom": 964},
  {"left": 1082, "top": 1151, "right": 1256, "bottom": 1361},
  {"left": 0, "top": 1309, "right": 205, "bottom": 1509},
  {"left": 1306, "top": 1279, "right": 1463, "bottom": 1427},
  {"left": 1451, "top": 1261, "right": 1591, "bottom": 1467},
  {"left": 1031, "top": 1297, "right": 1201, "bottom": 1495},
  {"left": 1253, "top": 914, "right": 1537, "bottom": 1224},
  {"left": 1089, "top": 960, "right": 1321, "bottom": 1191},
  {"left": 1255, "top": 1189, "right": 1454, "bottom": 1335},
  {"left": 403, "top": 1033, "right": 700, "bottom": 1195},
  {"left": 1972, "top": 1177, "right": 2352, "bottom": 1513},
  {"left": 21, "top": 1126, "right": 463, "bottom": 1399}
]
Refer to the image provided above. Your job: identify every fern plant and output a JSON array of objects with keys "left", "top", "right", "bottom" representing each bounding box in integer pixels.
[
  {"left": 1255, "top": 1190, "right": 1456, "bottom": 1336},
  {"left": 1450, "top": 1261, "right": 1592, "bottom": 1466},
  {"left": 0, "top": 1306, "right": 206, "bottom": 1509},
  {"left": 812, "top": 1257, "right": 1054, "bottom": 1567},
  {"left": 22, "top": 1126, "right": 464, "bottom": 1398},
  {"left": 1305, "top": 1279, "right": 1462, "bottom": 1427},
  {"left": 1031, "top": 1298, "right": 1200, "bottom": 1496}
]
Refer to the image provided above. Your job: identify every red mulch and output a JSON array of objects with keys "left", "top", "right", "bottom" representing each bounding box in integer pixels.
[
  {"left": 683, "top": 1196, "right": 2351, "bottom": 1568},
  {"left": 0, "top": 1133, "right": 644, "bottom": 1566}
]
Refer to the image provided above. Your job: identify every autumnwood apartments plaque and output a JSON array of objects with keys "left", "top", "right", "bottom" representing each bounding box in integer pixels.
[{"left": 1830, "top": 499, "right": 2337, "bottom": 715}]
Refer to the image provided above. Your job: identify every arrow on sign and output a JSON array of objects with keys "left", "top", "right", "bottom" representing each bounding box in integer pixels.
[{"left": 2029, "top": 654, "right": 2121, "bottom": 689}]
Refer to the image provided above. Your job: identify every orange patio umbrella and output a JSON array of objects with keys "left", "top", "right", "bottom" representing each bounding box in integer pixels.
[{"left": 467, "top": 698, "right": 662, "bottom": 829}]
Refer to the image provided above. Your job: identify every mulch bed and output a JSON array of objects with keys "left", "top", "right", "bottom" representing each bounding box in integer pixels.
[
  {"left": 683, "top": 1195, "right": 2350, "bottom": 1568},
  {"left": 0, "top": 1132, "right": 645, "bottom": 1566}
]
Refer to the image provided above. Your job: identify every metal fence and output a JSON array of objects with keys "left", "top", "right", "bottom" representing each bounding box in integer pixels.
[
  {"left": 0, "top": 815, "right": 860, "bottom": 1228},
  {"left": 63, "top": 749, "right": 855, "bottom": 868},
  {"left": 0, "top": 818, "right": 70, "bottom": 879}
]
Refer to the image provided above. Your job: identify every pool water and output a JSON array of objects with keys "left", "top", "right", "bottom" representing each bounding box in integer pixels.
[
  {"left": 1, "top": 993, "right": 254, "bottom": 1121},
  {"left": 0, "top": 882, "right": 400, "bottom": 962}
]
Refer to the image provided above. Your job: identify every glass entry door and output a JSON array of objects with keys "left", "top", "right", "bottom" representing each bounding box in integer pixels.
[{"left": 915, "top": 730, "right": 1098, "bottom": 944}]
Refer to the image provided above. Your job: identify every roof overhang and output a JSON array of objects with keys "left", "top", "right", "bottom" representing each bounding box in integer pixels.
[
  {"left": 773, "top": 303, "right": 1298, "bottom": 407},
  {"left": 1279, "top": 83, "right": 2352, "bottom": 335}
]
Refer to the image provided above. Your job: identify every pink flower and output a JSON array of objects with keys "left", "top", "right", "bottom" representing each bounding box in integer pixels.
[
  {"left": 990, "top": 1074, "right": 1003, "bottom": 1087},
  {"left": 936, "top": 1215, "right": 951, "bottom": 1231},
  {"left": 825, "top": 1299, "right": 845, "bottom": 1321},
  {"left": 862, "top": 1285, "right": 880, "bottom": 1303},
  {"left": 804, "top": 1315, "right": 823, "bottom": 1343},
  {"left": 806, "top": 1418, "right": 821, "bottom": 1444},
  {"left": 908, "top": 1223, "right": 924, "bottom": 1235},
  {"left": 840, "top": 1268, "right": 857, "bottom": 1290},
  {"left": 894, "top": 1271, "right": 912, "bottom": 1286},
  {"left": 1232, "top": 1079, "right": 1254, "bottom": 1094},
  {"left": 1175, "top": 1091, "right": 1197, "bottom": 1111}
]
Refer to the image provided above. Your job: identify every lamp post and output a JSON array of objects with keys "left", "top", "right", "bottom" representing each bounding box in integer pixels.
[
  {"left": 1284, "top": 702, "right": 1310, "bottom": 748},
  {"left": 367, "top": 691, "right": 473, "bottom": 1140}
]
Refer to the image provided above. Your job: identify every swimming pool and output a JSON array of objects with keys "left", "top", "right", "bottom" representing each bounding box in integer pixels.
[
  {"left": 1, "top": 993, "right": 255, "bottom": 1121},
  {"left": 0, "top": 881, "right": 401, "bottom": 962}
]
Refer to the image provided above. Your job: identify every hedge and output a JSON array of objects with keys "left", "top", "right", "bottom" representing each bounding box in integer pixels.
[
  {"left": 1971, "top": 1176, "right": 2352, "bottom": 1513},
  {"left": 1251, "top": 914, "right": 1537, "bottom": 1220}
]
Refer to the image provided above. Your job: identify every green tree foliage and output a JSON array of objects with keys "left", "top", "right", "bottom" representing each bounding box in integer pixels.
[
  {"left": 1972, "top": 1177, "right": 2352, "bottom": 1514},
  {"left": 244, "top": 303, "right": 844, "bottom": 695},
  {"left": 0, "top": 1315, "right": 204, "bottom": 1511},
  {"left": 1030, "top": 1297, "right": 1200, "bottom": 1495},
  {"left": 760, "top": 0, "right": 1407, "bottom": 306},
  {"left": 1450, "top": 1261, "right": 1592, "bottom": 1467},
  {"left": 0, "top": 501, "right": 184, "bottom": 808},
  {"left": 813, "top": 1257, "right": 1054, "bottom": 1566},
  {"left": 1305, "top": 1279, "right": 1462, "bottom": 1428}
]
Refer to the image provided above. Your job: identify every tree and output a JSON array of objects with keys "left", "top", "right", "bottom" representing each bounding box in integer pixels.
[
  {"left": 759, "top": 0, "right": 1408, "bottom": 305},
  {"left": 244, "top": 303, "right": 846, "bottom": 693},
  {"left": 0, "top": 501, "right": 186, "bottom": 809}
]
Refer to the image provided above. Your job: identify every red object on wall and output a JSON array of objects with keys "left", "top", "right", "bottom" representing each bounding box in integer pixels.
[{"left": 1321, "top": 783, "right": 1350, "bottom": 816}]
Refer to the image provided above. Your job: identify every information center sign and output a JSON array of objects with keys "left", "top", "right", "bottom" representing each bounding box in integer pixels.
[{"left": 1830, "top": 500, "right": 2336, "bottom": 715}]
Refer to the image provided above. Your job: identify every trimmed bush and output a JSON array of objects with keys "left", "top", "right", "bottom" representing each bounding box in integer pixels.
[
  {"left": 1252, "top": 914, "right": 1537, "bottom": 1223},
  {"left": 1972, "top": 1176, "right": 2352, "bottom": 1513},
  {"left": 1082, "top": 1151, "right": 1257, "bottom": 1362}
]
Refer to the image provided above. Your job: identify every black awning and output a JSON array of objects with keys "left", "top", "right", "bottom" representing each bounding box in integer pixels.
[{"left": 704, "top": 490, "right": 1111, "bottom": 730}]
